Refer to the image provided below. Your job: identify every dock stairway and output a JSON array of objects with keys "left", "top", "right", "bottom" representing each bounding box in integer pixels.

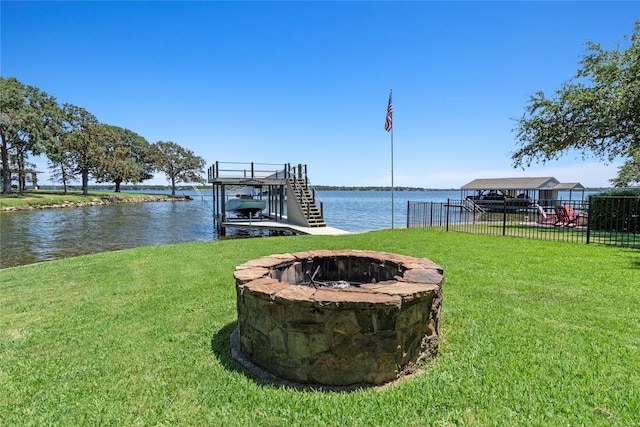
[
  {"left": 288, "top": 177, "right": 326, "bottom": 227},
  {"left": 462, "top": 198, "right": 486, "bottom": 213}
]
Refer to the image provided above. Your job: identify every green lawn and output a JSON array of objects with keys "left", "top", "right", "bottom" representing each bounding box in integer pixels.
[{"left": 1, "top": 230, "right": 638, "bottom": 426}]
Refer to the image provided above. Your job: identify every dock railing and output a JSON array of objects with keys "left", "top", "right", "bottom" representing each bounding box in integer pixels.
[{"left": 208, "top": 161, "right": 288, "bottom": 181}]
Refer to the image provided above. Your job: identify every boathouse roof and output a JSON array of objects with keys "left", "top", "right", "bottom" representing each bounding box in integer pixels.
[
  {"left": 552, "top": 182, "right": 586, "bottom": 190},
  {"left": 461, "top": 177, "right": 586, "bottom": 191},
  {"left": 461, "top": 177, "right": 561, "bottom": 190}
]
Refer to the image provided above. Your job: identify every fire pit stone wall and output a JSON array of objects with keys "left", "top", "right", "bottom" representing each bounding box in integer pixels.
[{"left": 233, "top": 249, "right": 443, "bottom": 387}]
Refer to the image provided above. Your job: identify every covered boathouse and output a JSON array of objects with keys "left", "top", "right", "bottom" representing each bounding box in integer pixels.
[{"left": 460, "top": 177, "right": 586, "bottom": 212}]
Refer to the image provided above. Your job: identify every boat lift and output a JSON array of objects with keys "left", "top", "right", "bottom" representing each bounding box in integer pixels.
[{"left": 208, "top": 162, "right": 331, "bottom": 237}]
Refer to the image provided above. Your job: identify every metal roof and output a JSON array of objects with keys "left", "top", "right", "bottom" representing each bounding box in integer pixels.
[{"left": 461, "top": 177, "right": 561, "bottom": 190}]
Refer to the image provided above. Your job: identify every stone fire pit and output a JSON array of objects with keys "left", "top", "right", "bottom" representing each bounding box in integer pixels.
[{"left": 232, "top": 250, "right": 443, "bottom": 387}]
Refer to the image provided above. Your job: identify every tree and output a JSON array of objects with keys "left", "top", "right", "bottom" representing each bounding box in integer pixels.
[
  {"left": 94, "top": 126, "right": 153, "bottom": 192},
  {"left": 512, "top": 21, "right": 640, "bottom": 181},
  {"left": 47, "top": 151, "right": 76, "bottom": 193},
  {"left": 0, "top": 77, "right": 61, "bottom": 194},
  {"left": 60, "top": 104, "right": 119, "bottom": 196},
  {"left": 149, "top": 141, "right": 206, "bottom": 196},
  {"left": 46, "top": 126, "right": 76, "bottom": 194},
  {"left": 610, "top": 147, "right": 640, "bottom": 187}
]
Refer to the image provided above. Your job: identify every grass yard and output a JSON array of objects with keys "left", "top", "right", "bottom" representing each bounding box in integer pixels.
[{"left": 1, "top": 229, "right": 638, "bottom": 425}]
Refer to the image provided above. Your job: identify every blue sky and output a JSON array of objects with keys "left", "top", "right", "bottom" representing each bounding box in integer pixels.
[{"left": 2, "top": 1, "right": 639, "bottom": 188}]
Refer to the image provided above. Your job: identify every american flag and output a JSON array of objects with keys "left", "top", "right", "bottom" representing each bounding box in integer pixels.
[{"left": 385, "top": 91, "right": 393, "bottom": 132}]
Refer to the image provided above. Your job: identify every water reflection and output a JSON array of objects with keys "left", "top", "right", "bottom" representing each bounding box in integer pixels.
[{"left": 1, "top": 200, "right": 216, "bottom": 269}]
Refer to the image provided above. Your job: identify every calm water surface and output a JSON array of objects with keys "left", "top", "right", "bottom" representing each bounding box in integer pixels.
[
  {"left": 1, "top": 189, "right": 586, "bottom": 268},
  {"left": 319, "top": 190, "right": 460, "bottom": 231},
  {"left": 1, "top": 198, "right": 215, "bottom": 269}
]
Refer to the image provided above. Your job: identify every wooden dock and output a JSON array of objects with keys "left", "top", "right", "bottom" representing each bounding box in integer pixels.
[{"left": 218, "top": 214, "right": 349, "bottom": 236}]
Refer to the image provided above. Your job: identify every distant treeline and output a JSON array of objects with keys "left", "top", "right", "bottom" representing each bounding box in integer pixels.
[
  {"left": 313, "top": 186, "right": 453, "bottom": 191},
  {"left": 39, "top": 184, "right": 454, "bottom": 192},
  {"left": 313, "top": 186, "right": 618, "bottom": 192}
]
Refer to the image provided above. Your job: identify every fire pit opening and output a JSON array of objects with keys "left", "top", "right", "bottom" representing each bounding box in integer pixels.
[
  {"left": 232, "top": 250, "right": 444, "bottom": 387},
  {"left": 280, "top": 253, "right": 403, "bottom": 289}
]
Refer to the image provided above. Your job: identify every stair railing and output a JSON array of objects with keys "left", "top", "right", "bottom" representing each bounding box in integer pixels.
[{"left": 286, "top": 164, "right": 325, "bottom": 226}]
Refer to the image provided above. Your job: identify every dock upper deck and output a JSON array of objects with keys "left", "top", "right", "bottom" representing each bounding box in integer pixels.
[
  {"left": 208, "top": 162, "right": 290, "bottom": 185},
  {"left": 210, "top": 177, "right": 288, "bottom": 185}
]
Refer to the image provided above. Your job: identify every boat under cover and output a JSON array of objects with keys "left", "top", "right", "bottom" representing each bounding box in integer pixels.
[
  {"left": 226, "top": 194, "right": 267, "bottom": 217},
  {"left": 466, "top": 190, "right": 534, "bottom": 212}
]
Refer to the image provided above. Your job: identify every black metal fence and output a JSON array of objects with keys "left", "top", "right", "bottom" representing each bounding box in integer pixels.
[{"left": 407, "top": 196, "right": 640, "bottom": 248}]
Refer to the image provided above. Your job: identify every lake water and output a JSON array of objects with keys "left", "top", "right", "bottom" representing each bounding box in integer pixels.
[
  {"left": 319, "top": 190, "right": 460, "bottom": 231},
  {"left": 0, "top": 189, "right": 589, "bottom": 269}
]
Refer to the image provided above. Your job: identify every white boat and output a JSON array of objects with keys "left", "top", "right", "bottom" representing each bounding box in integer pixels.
[{"left": 226, "top": 188, "right": 266, "bottom": 217}]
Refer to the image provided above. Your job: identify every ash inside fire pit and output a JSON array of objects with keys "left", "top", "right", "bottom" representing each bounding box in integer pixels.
[
  {"left": 232, "top": 250, "right": 444, "bottom": 387},
  {"left": 302, "top": 265, "right": 367, "bottom": 288}
]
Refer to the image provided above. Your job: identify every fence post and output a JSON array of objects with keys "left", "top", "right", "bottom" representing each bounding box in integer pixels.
[
  {"left": 502, "top": 200, "right": 507, "bottom": 236},
  {"left": 586, "top": 195, "right": 591, "bottom": 244},
  {"left": 430, "top": 202, "right": 434, "bottom": 227},
  {"left": 406, "top": 201, "right": 410, "bottom": 228},
  {"left": 446, "top": 199, "right": 450, "bottom": 232}
]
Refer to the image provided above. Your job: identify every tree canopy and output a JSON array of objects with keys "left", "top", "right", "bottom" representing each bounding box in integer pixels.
[
  {"left": 1, "top": 76, "right": 207, "bottom": 194},
  {"left": 149, "top": 141, "right": 206, "bottom": 195},
  {"left": 610, "top": 148, "right": 640, "bottom": 187},
  {"left": 1, "top": 76, "right": 61, "bottom": 194},
  {"left": 94, "top": 126, "right": 153, "bottom": 192},
  {"left": 512, "top": 20, "right": 640, "bottom": 186},
  {"left": 60, "top": 104, "right": 117, "bottom": 196}
]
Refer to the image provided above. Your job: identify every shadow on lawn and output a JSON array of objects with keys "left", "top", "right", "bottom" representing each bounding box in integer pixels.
[
  {"left": 210, "top": 321, "right": 244, "bottom": 374},
  {"left": 210, "top": 321, "right": 304, "bottom": 390},
  {"left": 624, "top": 248, "right": 640, "bottom": 270}
]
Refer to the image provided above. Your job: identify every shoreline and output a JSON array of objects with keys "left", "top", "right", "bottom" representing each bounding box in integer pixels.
[{"left": 1, "top": 194, "right": 192, "bottom": 212}]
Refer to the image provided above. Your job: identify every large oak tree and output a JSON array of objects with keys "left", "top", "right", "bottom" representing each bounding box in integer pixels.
[
  {"left": 94, "top": 126, "right": 153, "bottom": 192},
  {"left": 0, "top": 77, "right": 61, "bottom": 194},
  {"left": 1, "top": 77, "right": 160, "bottom": 194},
  {"left": 512, "top": 21, "right": 639, "bottom": 186},
  {"left": 61, "top": 105, "right": 122, "bottom": 196},
  {"left": 149, "top": 141, "right": 205, "bottom": 196}
]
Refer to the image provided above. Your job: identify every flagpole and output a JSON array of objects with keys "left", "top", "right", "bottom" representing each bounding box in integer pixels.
[
  {"left": 384, "top": 89, "right": 395, "bottom": 228},
  {"left": 391, "top": 114, "right": 394, "bottom": 229},
  {"left": 386, "top": 88, "right": 394, "bottom": 229}
]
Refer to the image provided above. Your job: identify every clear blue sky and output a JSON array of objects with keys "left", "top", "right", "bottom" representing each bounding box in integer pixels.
[{"left": 2, "top": 1, "right": 639, "bottom": 188}]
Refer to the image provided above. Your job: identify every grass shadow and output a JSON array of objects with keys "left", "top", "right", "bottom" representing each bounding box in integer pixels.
[
  {"left": 622, "top": 247, "right": 640, "bottom": 269},
  {"left": 210, "top": 320, "right": 245, "bottom": 375}
]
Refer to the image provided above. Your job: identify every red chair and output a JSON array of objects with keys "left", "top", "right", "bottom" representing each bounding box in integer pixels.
[
  {"left": 554, "top": 205, "right": 578, "bottom": 227},
  {"left": 564, "top": 205, "right": 578, "bottom": 227}
]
